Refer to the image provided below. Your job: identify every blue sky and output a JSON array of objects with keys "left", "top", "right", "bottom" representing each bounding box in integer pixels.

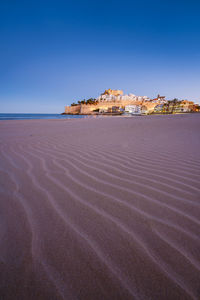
[{"left": 0, "top": 0, "right": 200, "bottom": 113}]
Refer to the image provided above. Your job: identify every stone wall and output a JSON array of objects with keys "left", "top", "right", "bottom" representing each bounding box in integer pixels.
[
  {"left": 80, "top": 101, "right": 143, "bottom": 114},
  {"left": 80, "top": 104, "right": 96, "bottom": 114},
  {"left": 65, "top": 105, "right": 81, "bottom": 114},
  {"left": 65, "top": 100, "right": 158, "bottom": 115}
]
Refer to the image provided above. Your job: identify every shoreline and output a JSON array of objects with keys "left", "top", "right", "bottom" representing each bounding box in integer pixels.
[{"left": 1, "top": 111, "right": 199, "bottom": 121}]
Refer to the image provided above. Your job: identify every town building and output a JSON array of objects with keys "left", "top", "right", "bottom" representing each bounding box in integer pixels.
[
  {"left": 64, "top": 90, "right": 198, "bottom": 115},
  {"left": 125, "top": 105, "right": 141, "bottom": 115},
  {"left": 152, "top": 94, "right": 167, "bottom": 103}
]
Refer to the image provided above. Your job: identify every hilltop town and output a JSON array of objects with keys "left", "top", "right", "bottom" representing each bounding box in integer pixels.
[{"left": 64, "top": 89, "right": 200, "bottom": 115}]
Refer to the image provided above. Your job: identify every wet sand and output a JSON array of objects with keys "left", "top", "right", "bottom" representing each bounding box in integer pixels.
[{"left": 0, "top": 114, "right": 200, "bottom": 300}]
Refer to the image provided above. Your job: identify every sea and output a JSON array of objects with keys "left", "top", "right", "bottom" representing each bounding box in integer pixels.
[{"left": 0, "top": 113, "right": 88, "bottom": 121}]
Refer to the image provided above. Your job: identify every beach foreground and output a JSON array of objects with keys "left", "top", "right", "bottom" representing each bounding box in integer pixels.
[{"left": 0, "top": 114, "right": 200, "bottom": 300}]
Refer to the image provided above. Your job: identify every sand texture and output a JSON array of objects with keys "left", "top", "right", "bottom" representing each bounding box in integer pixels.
[{"left": 0, "top": 114, "right": 200, "bottom": 300}]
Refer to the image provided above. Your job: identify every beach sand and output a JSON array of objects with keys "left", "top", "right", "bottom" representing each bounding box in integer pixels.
[{"left": 0, "top": 114, "right": 200, "bottom": 300}]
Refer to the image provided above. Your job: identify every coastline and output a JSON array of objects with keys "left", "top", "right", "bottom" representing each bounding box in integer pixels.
[
  {"left": 1, "top": 114, "right": 200, "bottom": 299},
  {"left": 0, "top": 112, "right": 199, "bottom": 122},
  {"left": 1, "top": 110, "right": 199, "bottom": 122}
]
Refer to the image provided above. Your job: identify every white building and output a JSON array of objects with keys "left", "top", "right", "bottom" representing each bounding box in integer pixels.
[
  {"left": 97, "top": 92, "right": 151, "bottom": 103},
  {"left": 125, "top": 105, "right": 141, "bottom": 115}
]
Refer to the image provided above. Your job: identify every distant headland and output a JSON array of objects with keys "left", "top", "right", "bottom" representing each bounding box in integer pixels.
[{"left": 63, "top": 89, "right": 200, "bottom": 115}]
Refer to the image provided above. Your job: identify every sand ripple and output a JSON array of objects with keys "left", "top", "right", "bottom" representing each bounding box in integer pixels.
[{"left": 0, "top": 115, "right": 200, "bottom": 299}]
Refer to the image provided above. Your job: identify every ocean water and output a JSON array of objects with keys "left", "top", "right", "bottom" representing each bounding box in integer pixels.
[{"left": 0, "top": 113, "right": 88, "bottom": 121}]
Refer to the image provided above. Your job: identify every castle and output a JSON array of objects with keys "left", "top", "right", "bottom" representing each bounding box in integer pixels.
[
  {"left": 65, "top": 89, "right": 156, "bottom": 114},
  {"left": 102, "top": 89, "right": 123, "bottom": 96},
  {"left": 97, "top": 89, "right": 149, "bottom": 102},
  {"left": 64, "top": 89, "right": 198, "bottom": 115}
]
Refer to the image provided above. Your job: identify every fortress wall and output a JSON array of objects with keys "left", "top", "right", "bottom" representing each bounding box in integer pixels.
[
  {"left": 80, "top": 105, "right": 96, "bottom": 114},
  {"left": 80, "top": 100, "right": 143, "bottom": 114},
  {"left": 65, "top": 100, "right": 158, "bottom": 115},
  {"left": 65, "top": 105, "right": 81, "bottom": 114}
]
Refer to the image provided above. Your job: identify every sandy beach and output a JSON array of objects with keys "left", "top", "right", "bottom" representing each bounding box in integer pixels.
[{"left": 0, "top": 114, "right": 200, "bottom": 300}]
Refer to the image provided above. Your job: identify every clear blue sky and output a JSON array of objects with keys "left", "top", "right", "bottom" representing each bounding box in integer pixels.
[{"left": 1, "top": 0, "right": 200, "bottom": 113}]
